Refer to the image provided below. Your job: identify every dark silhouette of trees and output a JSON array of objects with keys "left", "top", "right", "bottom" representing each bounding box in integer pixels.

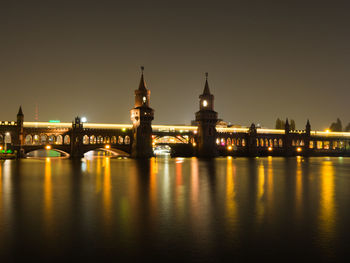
[
  {"left": 275, "top": 118, "right": 296, "bottom": 130},
  {"left": 290, "top": 119, "right": 296, "bottom": 130},
  {"left": 329, "top": 118, "right": 343, "bottom": 132},
  {"left": 275, "top": 118, "right": 283, "bottom": 129}
]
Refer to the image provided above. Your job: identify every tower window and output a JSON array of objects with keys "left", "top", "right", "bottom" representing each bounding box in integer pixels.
[
  {"left": 203, "top": 100, "right": 208, "bottom": 107},
  {"left": 143, "top": 96, "right": 147, "bottom": 104}
]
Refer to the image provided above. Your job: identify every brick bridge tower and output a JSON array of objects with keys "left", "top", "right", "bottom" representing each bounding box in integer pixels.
[
  {"left": 195, "top": 73, "right": 218, "bottom": 157},
  {"left": 130, "top": 67, "right": 154, "bottom": 158}
]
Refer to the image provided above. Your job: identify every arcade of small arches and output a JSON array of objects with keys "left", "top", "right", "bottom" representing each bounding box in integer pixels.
[
  {"left": 216, "top": 136, "right": 350, "bottom": 150},
  {"left": 216, "top": 137, "right": 284, "bottom": 148},
  {"left": 24, "top": 134, "right": 131, "bottom": 146}
]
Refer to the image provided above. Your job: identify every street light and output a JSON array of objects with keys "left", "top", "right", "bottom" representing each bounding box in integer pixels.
[{"left": 81, "top": 117, "right": 87, "bottom": 123}]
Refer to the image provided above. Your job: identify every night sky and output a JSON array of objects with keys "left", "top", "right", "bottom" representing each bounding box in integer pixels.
[{"left": 1, "top": 1, "right": 350, "bottom": 130}]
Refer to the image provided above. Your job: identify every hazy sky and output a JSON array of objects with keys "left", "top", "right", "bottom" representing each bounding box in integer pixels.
[{"left": 1, "top": 0, "right": 350, "bottom": 130}]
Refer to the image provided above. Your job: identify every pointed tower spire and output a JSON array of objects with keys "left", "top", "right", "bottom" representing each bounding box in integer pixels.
[
  {"left": 138, "top": 66, "right": 147, "bottom": 91},
  {"left": 306, "top": 119, "right": 311, "bottom": 134},
  {"left": 17, "top": 106, "right": 23, "bottom": 116},
  {"left": 203, "top": 72, "right": 211, "bottom": 95}
]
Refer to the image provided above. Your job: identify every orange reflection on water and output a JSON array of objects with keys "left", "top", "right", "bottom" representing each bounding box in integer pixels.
[
  {"left": 44, "top": 158, "right": 54, "bottom": 235},
  {"left": 175, "top": 159, "right": 184, "bottom": 220},
  {"left": 149, "top": 158, "right": 158, "bottom": 221},
  {"left": 256, "top": 161, "right": 266, "bottom": 223},
  {"left": 225, "top": 157, "right": 236, "bottom": 229},
  {"left": 295, "top": 157, "right": 303, "bottom": 219},
  {"left": 95, "top": 157, "right": 102, "bottom": 193},
  {"left": 103, "top": 157, "right": 112, "bottom": 229},
  {"left": 191, "top": 158, "right": 199, "bottom": 208},
  {"left": 0, "top": 162, "right": 2, "bottom": 224},
  {"left": 266, "top": 157, "right": 274, "bottom": 210},
  {"left": 319, "top": 160, "right": 335, "bottom": 249}
]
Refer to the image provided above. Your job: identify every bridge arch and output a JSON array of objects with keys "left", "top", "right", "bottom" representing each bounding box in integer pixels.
[
  {"left": 40, "top": 134, "right": 48, "bottom": 144},
  {"left": 83, "top": 147, "right": 130, "bottom": 157},
  {"left": 64, "top": 135, "right": 70, "bottom": 145},
  {"left": 48, "top": 135, "right": 56, "bottom": 144},
  {"left": 4, "top": 133, "right": 11, "bottom": 143},
  {"left": 90, "top": 135, "right": 96, "bottom": 144},
  {"left": 83, "top": 135, "right": 89, "bottom": 144},
  {"left": 25, "top": 134, "right": 32, "bottom": 145},
  {"left": 57, "top": 135, "right": 63, "bottom": 145},
  {"left": 25, "top": 148, "right": 70, "bottom": 158}
]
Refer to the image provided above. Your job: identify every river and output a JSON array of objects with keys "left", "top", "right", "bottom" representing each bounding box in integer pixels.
[{"left": 0, "top": 155, "right": 349, "bottom": 262}]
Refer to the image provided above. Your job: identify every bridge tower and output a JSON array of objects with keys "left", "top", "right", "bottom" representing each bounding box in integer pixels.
[
  {"left": 248, "top": 123, "right": 258, "bottom": 156},
  {"left": 304, "top": 119, "right": 311, "bottom": 156},
  {"left": 284, "top": 118, "right": 293, "bottom": 156},
  {"left": 16, "top": 106, "right": 24, "bottom": 157},
  {"left": 130, "top": 67, "right": 154, "bottom": 158},
  {"left": 70, "top": 116, "right": 84, "bottom": 158},
  {"left": 195, "top": 73, "right": 218, "bottom": 158}
]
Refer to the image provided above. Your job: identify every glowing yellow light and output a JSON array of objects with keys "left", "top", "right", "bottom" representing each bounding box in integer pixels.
[
  {"left": 227, "top": 145, "right": 233, "bottom": 151},
  {"left": 194, "top": 130, "right": 197, "bottom": 134},
  {"left": 203, "top": 100, "right": 208, "bottom": 107},
  {"left": 325, "top": 129, "right": 330, "bottom": 133},
  {"left": 122, "top": 128, "right": 126, "bottom": 132},
  {"left": 105, "top": 144, "right": 110, "bottom": 149},
  {"left": 0, "top": 146, "right": 2, "bottom": 150},
  {"left": 268, "top": 147, "right": 272, "bottom": 151},
  {"left": 192, "top": 142, "right": 196, "bottom": 147},
  {"left": 297, "top": 147, "right": 302, "bottom": 152},
  {"left": 45, "top": 145, "right": 52, "bottom": 150}
]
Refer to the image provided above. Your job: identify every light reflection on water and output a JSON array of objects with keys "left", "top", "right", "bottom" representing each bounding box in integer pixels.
[{"left": 0, "top": 157, "right": 350, "bottom": 261}]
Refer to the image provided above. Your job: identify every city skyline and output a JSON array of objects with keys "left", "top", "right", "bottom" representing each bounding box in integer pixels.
[{"left": 1, "top": 1, "right": 350, "bottom": 129}]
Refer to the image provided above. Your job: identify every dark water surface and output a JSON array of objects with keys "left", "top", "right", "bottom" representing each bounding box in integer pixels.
[{"left": 0, "top": 156, "right": 350, "bottom": 262}]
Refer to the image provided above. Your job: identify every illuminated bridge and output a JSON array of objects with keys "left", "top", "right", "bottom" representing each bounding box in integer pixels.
[
  {"left": 1, "top": 117, "right": 350, "bottom": 158},
  {"left": 1, "top": 69, "right": 350, "bottom": 158}
]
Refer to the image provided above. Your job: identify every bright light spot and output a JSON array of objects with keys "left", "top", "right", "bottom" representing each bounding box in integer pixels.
[
  {"left": 122, "top": 128, "right": 126, "bottom": 132},
  {"left": 81, "top": 117, "right": 87, "bottom": 123},
  {"left": 325, "top": 129, "right": 330, "bottom": 133},
  {"left": 227, "top": 145, "right": 233, "bottom": 151},
  {"left": 192, "top": 142, "right": 196, "bottom": 147},
  {"left": 5, "top": 132, "right": 10, "bottom": 136},
  {"left": 203, "top": 100, "right": 208, "bottom": 107},
  {"left": 105, "top": 145, "right": 110, "bottom": 149},
  {"left": 268, "top": 147, "right": 272, "bottom": 151},
  {"left": 0, "top": 146, "right": 2, "bottom": 150},
  {"left": 297, "top": 147, "right": 302, "bottom": 152},
  {"left": 143, "top": 96, "right": 146, "bottom": 103},
  {"left": 194, "top": 130, "right": 197, "bottom": 134},
  {"left": 45, "top": 145, "right": 52, "bottom": 150}
]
